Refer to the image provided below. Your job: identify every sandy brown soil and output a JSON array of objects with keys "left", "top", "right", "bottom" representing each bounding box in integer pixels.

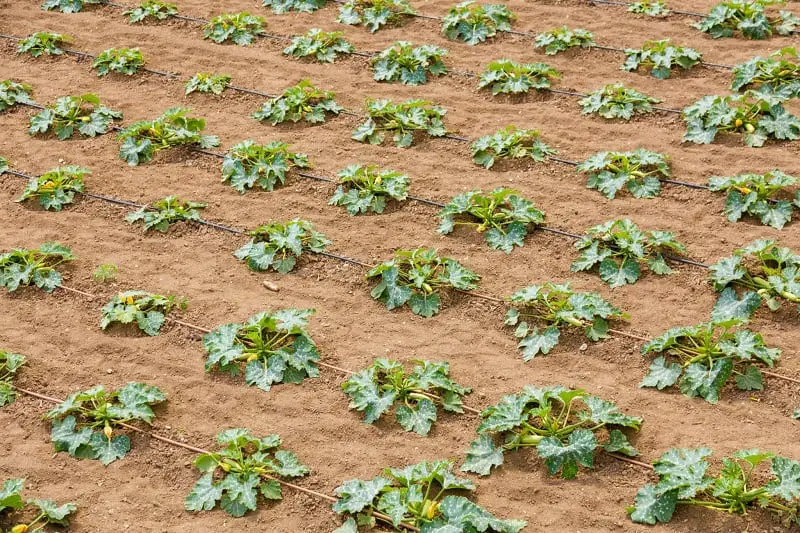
[{"left": 1, "top": 0, "right": 799, "bottom": 531}]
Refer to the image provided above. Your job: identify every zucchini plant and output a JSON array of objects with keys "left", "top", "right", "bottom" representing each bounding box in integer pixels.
[
  {"left": 0, "top": 479, "right": 77, "bottom": 530},
  {"left": 441, "top": 1, "right": 516, "bottom": 45},
  {"left": 125, "top": 195, "right": 207, "bottom": 232},
  {"left": 371, "top": 42, "right": 448, "bottom": 86},
  {"left": 571, "top": 219, "right": 687, "bottom": 288},
  {"left": 471, "top": 126, "right": 556, "bottom": 168},
  {"left": 123, "top": 0, "right": 177, "bottom": 22},
  {"left": 477, "top": 59, "right": 560, "bottom": 95},
  {"left": 534, "top": 26, "right": 595, "bottom": 55},
  {"left": 17, "top": 32, "right": 71, "bottom": 57},
  {"left": 437, "top": 188, "right": 546, "bottom": 253},
  {"left": 683, "top": 91, "right": 800, "bottom": 147},
  {"left": 263, "top": 0, "right": 327, "bottom": 13},
  {"left": 641, "top": 319, "right": 780, "bottom": 403},
  {"left": 92, "top": 48, "right": 145, "bottom": 77},
  {"left": 252, "top": 79, "right": 342, "bottom": 125},
  {"left": 29, "top": 94, "right": 122, "bottom": 140},
  {"left": 580, "top": 83, "right": 660, "bottom": 120},
  {"left": 100, "top": 290, "right": 185, "bottom": 336},
  {"left": 338, "top": 0, "right": 416, "bottom": 33},
  {"left": 708, "top": 239, "right": 800, "bottom": 321},
  {"left": 185, "top": 72, "right": 232, "bottom": 95},
  {"left": 185, "top": 429, "right": 309, "bottom": 517},
  {"left": 0, "top": 80, "right": 34, "bottom": 113},
  {"left": 367, "top": 248, "right": 480, "bottom": 317},
  {"left": 708, "top": 170, "right": 799, "bottom": 229},
  {"left": 731, "top": 47, "right": 800, "bottom": 99},
  {"left": 353, "top": 99, "right": 448, "bottom": 148},
  {"left": 628, "top": 0, "right": 670, "bottom": 16},
  {"left": 203, "top": 12, "right": 266, "bottom": 45},
  {"left": 629, "top": 448, "right": 800, "bottom": 526},
  {"left": 222, "top": 139, "right": 310, "bottom": 193},
  {"left": 41, "top": 0, "right": 101, "bottom": 12},
  {"left": 462, "top": 386, "right": 642, "bottom": 477},
  {"left": 284, "top": 29, "right": 354, "bottom": 63},
  {"left": 0, "top": 350, "right": 25, "bottom": 407},
  {"left": 234, "top": 219, "right": 329, "bottom": 274},
  {"left": 17, "top": 165, "right": 88, "bottom": 211},
  {"left": 622, "top": 39, "right": 702, "bottom": 79},
  {"left": 504, "top": 283, "right": 627, "bottom": 361},
  {"left": 577, "top": 149, "right": 670, "bottom": 199},
  {"left": 44, "top": 383, "right": 165, "bottom": 465},
  {"left": 0, "top": 242, "right": 74, "bottom": 293},
  {"left": 695, "top": 0, "right": 799, "bottom": 39},
  {"left": 342, "top": 359, "right": 471, "bottom": 435},
  {"left": 329, "top": 164, "right": 410, "bottom": 215},
  {"left": 202, "top": 309, "right": 320, "bottom": 392},
  {"left": 117, "top": 107, "right": 219, "bottom": 165},
  {"left": 333, "top": 459, "right": 526, "bottom": 532}
]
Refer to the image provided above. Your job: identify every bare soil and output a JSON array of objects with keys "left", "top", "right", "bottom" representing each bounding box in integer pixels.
[{"left": 1, "top": 0, "right": 799, "bottom": 532}]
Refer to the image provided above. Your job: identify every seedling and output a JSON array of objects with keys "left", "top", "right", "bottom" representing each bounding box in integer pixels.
[
  {"left": 0, "top": 479, "right": 77, "bottom": 530},
  {"left": 333, "top": 459, "right": 526, "bottom": 531},
  {"left": 367, "top": 248, "right": 480, "bottom": 317},
  {"left": 329, "top": 164, "right": 409, "bottom": 215},
  {"left": 234, "top": 219, "right": 329, "bottom": 274},
  {"left": 338, "top": 0, "right": 416, "bottom": 33},
  {"left": 17, "top": 166, "right": 88, "bottom": 211},
  {"left": 437, "top": 188, "right": 545, "bottom": 253},
  {"left": 117, "top": 107, "right": 219, "bottom": 165},
  {"left": 92, "top": 48, "right": 145, "bottom": 76},
  {"left": 462, "top": 386, "right": 641, "bottom": 477},
  {"left": 471, "top": 126, "right": 556, "bottom": 169},
  {"left": 371, "top": 42, "right": 448, "bottom": 85},
  {"left": 0, "top": 80, "right": 34, "bottom": 113},
  {"left": 202, "top": 309, "right": 320, "bottom": 392},
  {"left": 534, "top": 26, "right": 595, "bottom": 55},
  {"left": 263, "top": 0, "right": 326, "bottom": 13},
  {"left": 0, "top": 242, "right": 74, "bottom": 293},
  {"left": 186, "top": 429, "right": 309, "bottom": 517},
  {"left": 203, "top": 12, "right": 266, "bottom": 45},
  {"left": 627, "top": 0, "right": 670, "bottom": 16},
  {"left": 731, "top": 47, "right": 800, "bottom": 99},
  {"left": 41, "top": 0, "right": 101, "bottom": 12},
  {"left": 683, "top": 91, "right": 800, "bottom": 147},
  {"left": 708, "top": 239, "right": 800, "bottom": 321},
  {"left": 342, "top": 359, "right": 470, "bottom": 435},
  {"left": 0, "top": 350, "right": 25, "bottom": 407},
  {"left": 124, "top": 0, "right": 178, "bottom": 22},
  {"left": 622, "top": 39, "right": 702, "bottom": 79},
  {"left": 441, "top": 1, "right": 516, "bottom": 45},
  {"left": 571, "top": 219, "right": 687, "bottom": 288},
  {"left": 577, "top": 149, "right": 670, "bottom": 199},
  {"left": 641, "top": 319, "right": 779, "bottom": 403},
  {"left": 708, "top": 170, "right": 799, "bottom": 229},
  {"left": 353, "top": 99, "right": 448, "bottom": 148},
  {"left": 125, "top": 195, "right": 207, "bottom": 232},
  {"left": 100, "top": 290, "right": 185, "bottom": 336},
  {"left": 17, "top": 32, "right": 71, "bottom": 57},
  {"left": 284, "top": 29, "right": 354, "bottom": 63},
  {"left": 92, "top": 264, "right": 118, "bottom": 283},
  {"left": 29, "top": 94, "right": 122, "bottom": 140},
  {"left": 478, "top": 59, "right": 560, "bottom": 94},
  {"left": 695, "top": 0, "right": 799, "bottom": 39},
  {"left": 629, "top": 448, "right": 800, "bottom": 526},
  {"left": 252, "top": 79, "right": 342, "bottom": 125},
  {"left": 222, "top": 140, "right": 310, "bottom": 193},
  {"left": 504, "top": 283, "right": 627, "bottom": 360},
  {"left": 44, "top": 382, "right": 165, "bottom": 464},
  {"left": 185, "top": 73, "right": 232, "bottom": 95},
  {"left": 580, "top": 83, "right": 660, "bottom": 120}
]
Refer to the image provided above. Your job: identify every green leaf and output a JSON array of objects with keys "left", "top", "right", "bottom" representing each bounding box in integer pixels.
[
  {"left": 653, "top": 447, "right": 712, "bottom": 499},
  {"left": 734, "top": 365, "right": 763, "bottom": 390},
  {"left": 537, "top": 429, "right": 596, "bottom": 479},
  {"left": 599, "top": 258, "right": 640, "bottom": 288},
  {"left": 27, "top": 499, "right": 77, "bottom": 525},
  {"left": 639, "top": 356, "right": 682, "bottom": 389},
  {"left": 766, "top": 456, "right": 800, "bottom": 501},
  {"left": 50, "top": 415, "right": 93, "bottom": 456},
  {"left": 409, "top": 292, "right": 441, "bottom": 317},
  {"left": 461, "top": 434, "right": 504, "bottom": 475},
  {"left": 680, "top": 359, "right": 733, "bottom": 404},
  {"left": 260, "top": 479, "right": 282, "bottom": 500},
  {"left": 89, "top": 432, "right": 131, "bottom": 465},
  {"left": 0, "top": 478, "right": 24, "bottom": 513},
  {"left": 604, "top": 429, "right": 638, "bottom": 456},
  {"left": 332, "top": 477, "right": 393, "bottom": 514},
  {"left": 629, "top": 484, "right": 677, "bottom": 525},
  {"left": 517, "top": 326, "right": 560, "bottom": 361},
  {"left": 272, "top": 450, "right": 309, "bottom": 478},
  {"left": 395, "top": 398, "right": 437, "bottom": 435},
  {"left": 219, "top": 472, "right": 260, "bottom": 517},
  {"left": 711, "top": 288, "right": 760, "bottom": 322}
]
